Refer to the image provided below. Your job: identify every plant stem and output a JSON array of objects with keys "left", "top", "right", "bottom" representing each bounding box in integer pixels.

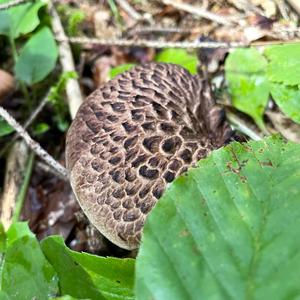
[
  {"left": 9, "top": 37, "right": 31, "bottom": 102},
  {"left": 12, "top": 152, "right": 34, "bottom": 223}
]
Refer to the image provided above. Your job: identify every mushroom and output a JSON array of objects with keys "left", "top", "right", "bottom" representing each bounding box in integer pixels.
[{"left": 66, "top": 63, "right": 232, "bottom": 250}]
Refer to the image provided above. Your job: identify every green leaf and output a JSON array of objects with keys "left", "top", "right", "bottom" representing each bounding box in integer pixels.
[
  {"left": 67, "top": 10, "right": 85, "bottom": 36},
  {"left": 6, "top": 222, "right": 34, "bottom": 247},
  {"left": 15, "top": 27, "right": 58, "bottom": 84},
  {"left": 0, "top": 291, "right": 11, "bottom": 300},
  {"left": 225, "top": 48, "right": 269, "bottom": 130},
  {"left": 0, "top": 117, "right": 14, "bottom": 137},
  {"left": 155, "top": 48, "right": 198, "bottom": 74},
  {"left": 1, "top": 223, "right": 58, "bottom": 300},
  {"left": 41, "top": 236, "right": 135, "bottom": 300},
  {"left": 0, "top": 0, "right": 45, "bottom": 38},
  {"left": 270, "top": 83, "right": 300, "bottom": 124},
  {"left": 110, "top": 64, "right": 136, "bottom": 79},
  {"left": 33, "top": 122, "right": 50, "bottom": 135},
  {"left": 265, "top": 44, "right": 300, "bottom": 86},
  {"left": 136, "top": 136, "right": 300, "bottom": 300}
]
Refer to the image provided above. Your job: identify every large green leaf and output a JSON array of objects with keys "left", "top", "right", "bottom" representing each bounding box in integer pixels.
[
  {"left": 136, "top": 136, "right": 300, "bottom": 300},
  {"left": 1, "top": 223, "right": 58, "bottom": 300},
  {"left": 265, "top": 44, "right": 300, "bottom": 86},
  {"left": 41, "top": 236, "right": 135, "bottom": 300},
  {"left": 0, "top": 0, "right": 45, "bottom": 38},
  {"left": 225, "top": 48, "right": 269, "bottom": 130},
  {"left": 156, "top": 48, "right": 198, "bottom": 74},
  {"left": 270, "top": 83, "right": 300, "bottom": 124},
  {"left": 15, "top": 27, "right": 58, "bottom": 84}
]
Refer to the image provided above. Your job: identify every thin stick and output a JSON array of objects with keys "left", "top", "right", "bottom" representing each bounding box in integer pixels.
[
  {"left": 0, "top": 0, "right": 29, "bottom": 10},
  {"left": 49, "top": 1, "right": 83, "bottom": 119},
  {"left": 12, "top": 152, "right": 35, "bottom": 223},
  {"left": 36, "top": 161, "right": 69, "bottom": 182},
  {"left": 0, "top": 141, "right": 29, "bottom": 229},
  {"left": 0, "top": 92, "right": 50, "bottom": 158},
  {"left": 115, "top": 0, "right": 142, "bottom": 20},
  {"left": 226, "top": 111, "right": 262, "bottom": 141},
  {"left": 286, "top": 0, "right": 300, "bottom": 15},
  {"left": 129, "top": 26, "right": 210, "bottom": 35},
  {"left": 0, "top": 106, "right": 68, "bottom": 179},
  {"left": 161, "top": 0, "right": 237, "bottom": 25},
  {"left": 63, "top": 36, "right": 300, "bottom": 49}
]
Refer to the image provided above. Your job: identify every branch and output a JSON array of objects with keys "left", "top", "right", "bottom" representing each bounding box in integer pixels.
[
  {"left": 0, "top": 106, "right": 68, "bottom": 179},
  {"left": 115, "top": 0, "right": 142, "bottom": 20},
  {"left": 0, "top": 141, "right": 29, "bottom": 229},
  {"left": 63, "top": 36, "right": 300, "bottom": 49},
  {"left": 226, "top": 111, "right": 262, "bottom": 141},
  {"left": 161, "top": 0, "right": 238, "bottom": 25},
  {"left": 48, "top": 1, "right": 83, "bottom": 119},
  {"left": 287, "top": 0, "right": 300, "bottom": 15},
  {"left": 0, "top": 0, "right": 29, "bottom": 10}
]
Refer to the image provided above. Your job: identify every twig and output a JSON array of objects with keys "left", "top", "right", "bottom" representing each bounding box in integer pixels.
[
  {"left": 115, "top": 0, "right": 142, "bottom": 20},
  {"left": 63, "top": 36, "right": 300, "bottom": 49},
  {"left": 286, "top": 0, "right": 300, "bottom": 16},
  {"left": 0, "top": 106, "right": 68, "bottom": 179},
  {"left": 275, "top": 0, "right": 289, "bottom": 20},
  {"left": 12, "top": 152, "right": 35, "bottom": 223},
  {"left": 227, "top": 0, "right": 264, "bottom": 16},
  {"left": 129, "top": 26, "right": 210, "bottom": 35},
  {"left": 23, "top": 91, "right": 50, "bottom": 129},
  {"left": 36, "top": 161, "right": 69, "bottom": 182},
  {"left": 0, "top": 91, "right": 50, "bottom": 158},
  {"left": 48, "top": 1, "right": 83, "bottom": 119},
  {"left": 0, "top": 141, "right": 29, "bottom": 229},
  {"left": 0, "top": 0, "right": 29, "bottom": 10},
  {"left": 161, "top": 0, "right": 237, "bottom": 25},
  {"left": 226, "top": 111, "right": 262, "bottom": 141}
]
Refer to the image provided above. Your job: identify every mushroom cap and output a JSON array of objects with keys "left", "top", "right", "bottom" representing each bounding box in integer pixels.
[{"left": 66, "top": 62, "right": 232, "bottom": 250}]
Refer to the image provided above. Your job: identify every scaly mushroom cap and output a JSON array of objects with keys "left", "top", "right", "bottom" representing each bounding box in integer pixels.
[{"left": 66, "top": 63, "right": 232, "bottom": 250}]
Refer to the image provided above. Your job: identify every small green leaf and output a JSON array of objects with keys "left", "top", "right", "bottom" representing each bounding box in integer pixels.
[
  {"left": 0, "top": 117, "right": 14, "bottom": 137},
  {"left": 67, "top": 10, "right": 85, "bottom": 36},
  {"left": 41, "top": 236, "right": 135, "bottom": 300},
  {"left": 225, "top": 48, "right": 269, "bottom": 130},
  {"left": 136, "top": 136, "right": 300, "bottom": 300},
  {"left": 270, "top": 83, "right": 300, "bottom": 124},
  {"left": 155, "top": 48, "right": 198, "bottom": 74},
  {"left": 33, "top": 122, "right": 49, "bottom": 135},
  {"left": 15, "top": 27, "right": 58, "bottom": 84},
  {"left": 1, "top": 223, "right": 58, "bottom": 300},
  {"left": 49, "top": 71, "right": 78, "bottom": 103},
  {"left": 0, "top": 0, "right": 45, "bottom": 38},
  {"left": 265, "top": 44, "right": 300, "bottom": 86},
  {"left": 110, "top": 64, "right": 136, "bottom": 79}
]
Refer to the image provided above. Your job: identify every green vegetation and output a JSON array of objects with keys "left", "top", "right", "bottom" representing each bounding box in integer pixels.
[
  {"left": 1, "top": 0, "right": 300, "bottom": 298},
  {"left": 225, "top": 44, "right": 300, "bottom": 128}
]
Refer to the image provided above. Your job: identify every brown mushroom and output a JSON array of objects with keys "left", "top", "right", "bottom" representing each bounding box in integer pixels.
[{"left": 66, "top": 63, "right": 232, "bottom": 250}]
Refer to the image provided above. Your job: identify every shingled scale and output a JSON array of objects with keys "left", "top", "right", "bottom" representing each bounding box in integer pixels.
[{"left": 65, "top": 63, "right": 233, "bottom": 250}]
